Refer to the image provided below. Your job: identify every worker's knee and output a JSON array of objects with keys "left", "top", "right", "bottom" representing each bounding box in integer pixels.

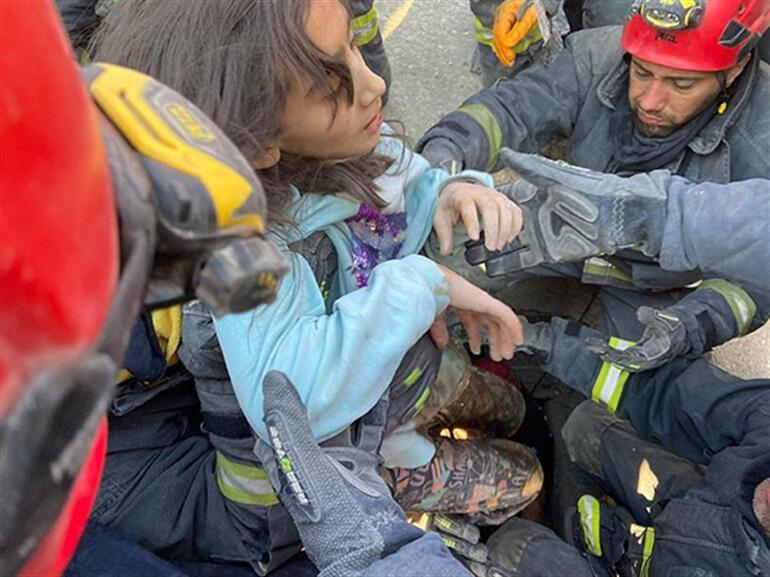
[{"left": 561, "top": 400, "right": 624, "bottom": 479}]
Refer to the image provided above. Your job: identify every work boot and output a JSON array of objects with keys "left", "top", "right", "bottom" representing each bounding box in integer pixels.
[
  {"left": 385, "top": 437, "right": 544, "bottom": 525},
  {"left": 433, "top": 366, "right": 526, "bottom": 440},
  {"left": 567, "top": 495, "right": 655, "bottom": 577}
]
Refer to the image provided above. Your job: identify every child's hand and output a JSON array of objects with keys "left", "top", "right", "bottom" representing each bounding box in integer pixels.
[
  {"left": 433, "top": 182, "right": 522, "bottom": 257},
  {"left": 433, "top": 265, "right": 523, "bottom": 361}
]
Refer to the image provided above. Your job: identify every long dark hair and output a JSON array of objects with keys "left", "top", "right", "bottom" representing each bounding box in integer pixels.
[{"left": 91, "top": 0, "right": 396, "bottom": 220}]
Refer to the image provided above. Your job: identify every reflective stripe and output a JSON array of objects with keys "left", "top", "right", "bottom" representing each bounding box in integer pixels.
[
  {"left": 577, "top": 495, "right": 602, "bottom": 557},
  {"left": 640, "top": 527, "right": 656, "bottom": 577},
  {"left": 457, "top": 104, "right": 502, "bottom": 172},
  {"left": 699, "top": 279, "right": 757, "bottom": 335},
  {"left": 473, "top": 16, "right": 494, "bottom": 47},
  {"left": 352, "top": 7, "right": 379, "bottom": 46},
  {"left": 404, "top": 367, "right": 423, "bottom": 388},
  {"left": 215, "top": 451, "right": 279, "bottom": 506},
  {"left": 582, "top": 257, "right": 634, "bottom": 286},
  {"left": 591, "top": 337, "right": 634, "bottom": 413},
  {"left": 415, "top": 387, "right": 431, "bottom": 414}
]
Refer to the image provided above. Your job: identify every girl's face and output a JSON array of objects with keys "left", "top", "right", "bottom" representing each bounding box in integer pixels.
[{"left": 277, "top": 0, "right": 386, "bottom": 160}]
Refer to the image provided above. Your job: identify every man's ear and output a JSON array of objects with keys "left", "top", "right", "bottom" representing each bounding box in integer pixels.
[
  {"left": 725, "top": 53, "right": 752, "bottom": 88},
  {"left": 252, "top": 146, "right": 281, "bottom": 170}
]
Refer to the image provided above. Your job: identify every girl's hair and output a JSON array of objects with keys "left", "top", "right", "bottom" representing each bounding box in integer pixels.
[{"left": 91, "top": 0, "right": 396, "bottom": 220}]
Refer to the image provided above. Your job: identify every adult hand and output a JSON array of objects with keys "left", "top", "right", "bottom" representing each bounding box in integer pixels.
[
  {"left": 464, "top": 149, "right": 668, "bottom": 277},
  {"left": 492, "top": 0, "right": 541, "bottom": 68},
  {"left": 436, "top": 265, "right": 523, "bottom": 360},
  {"left": 254, "top": 372, "right": 472, "bottom": 577},
  {"left": 586, "top": 307, "right": 689, "bottom": 372},
  {"left": 434, "top": 182, "right": 522, "bottom": 257}
]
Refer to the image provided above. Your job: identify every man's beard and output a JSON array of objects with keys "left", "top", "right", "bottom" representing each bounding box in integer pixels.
[{"left": 631, "top": 107, "right": 682, "bottom": 138}]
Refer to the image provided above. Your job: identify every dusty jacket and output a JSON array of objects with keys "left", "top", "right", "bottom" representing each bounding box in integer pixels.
[
  {"left": 419, "top": 25, "right": 770, "bottom": 344},
  {"left": 420, "top": 26, "right": 770, "bottom": 182}
]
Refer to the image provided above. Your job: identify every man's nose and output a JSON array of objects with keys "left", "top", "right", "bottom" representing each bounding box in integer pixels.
[{"left": 637, "top": 81, "right": 667, "bottom": 113}]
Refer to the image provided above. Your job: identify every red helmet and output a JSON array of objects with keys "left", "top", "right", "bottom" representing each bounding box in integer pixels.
[
  {"left": 622, "top": 0, "right": 770, "bottom": 71},
  {"left": 1, "top": 1, "right": 118, "bottom": 575}
]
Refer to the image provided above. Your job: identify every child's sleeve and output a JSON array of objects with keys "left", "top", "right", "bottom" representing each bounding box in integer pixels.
[{"left": 214, "top": 251, "right": 449, "bottom": 443}]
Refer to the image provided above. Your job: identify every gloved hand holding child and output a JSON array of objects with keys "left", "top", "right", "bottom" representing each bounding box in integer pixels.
[{"left": 464, "top": 150, "right": 668, "bottom": 276}]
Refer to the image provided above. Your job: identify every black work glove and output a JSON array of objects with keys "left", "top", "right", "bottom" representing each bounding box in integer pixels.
[
  {"left": 586, "top": 307, "right": 688, "bottom": 372},
  {"left": 429, "top": 514, "right": 512, "bottom": 577}
]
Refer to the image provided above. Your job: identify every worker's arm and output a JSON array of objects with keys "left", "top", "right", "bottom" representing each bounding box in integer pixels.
[{"left": 416, "top": 26, "right": 596, "bottom": 172}]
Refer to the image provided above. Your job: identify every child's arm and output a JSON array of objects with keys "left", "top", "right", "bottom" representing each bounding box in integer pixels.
[{"left": 214, "top": 252, "right": 450, "bottom": 444}]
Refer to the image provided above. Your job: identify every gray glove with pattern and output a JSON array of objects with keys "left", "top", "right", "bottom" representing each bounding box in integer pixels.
[{"left": 465, "top": 150, "right": 670, "bottom": 276}]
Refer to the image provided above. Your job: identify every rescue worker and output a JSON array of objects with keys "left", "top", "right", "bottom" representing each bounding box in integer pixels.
[
  {"left": 465, "top": 150, "right": 770, "bottom": 372},
  {"left": 419, "top": 0, "right": 770, "bottom": 350},
  {"left": 481, "top": 311, "right": 770, "bottom": 577},
  {"left": 444, "top": 150, "right": 770, "bottom": 576},
  {"left": 470, "top": 0, "right": 570, "bottom": 87},
  {"left": 393, "top": 150, "right": 770, "bottom": 576}
]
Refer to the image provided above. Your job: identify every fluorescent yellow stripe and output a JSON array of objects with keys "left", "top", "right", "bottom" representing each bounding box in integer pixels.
[
  {"left": 640, "top": 527, "right": 655, "bottom": 577},
  {"left": 216, "top": 451, "right": 269, "bottom": 480},
  {"left": 592, "top": 363, "right": 630, "bottom": 413},
  {"left": 592, "top": 362, "right": 613, "bottom": 404},
  {"left": 699, "top": 279, "right": 756, "bottom": 335},
  {"left": 215, "top": 452, "right": 279, "bottom": 506},
  {"left": 351, "top": 6, "right": 377, "bottom": 28},
  {"left": 473, "top": 16, "right": 494, "bottom": 47},
  {"left": 583, "top": 257, "right": 634, "bottom": 284},
  {"left": 415, "top": 387, "right": 431, "bottom": 413},
  {"left": 457, "top": 104, "right": 503, "bottom": 172},
  {"left": 608, "top": 337, "right": 635, "bottom": 351},
  {"left": 216, "top": 475, "right": 279, "bottom": 506},
  {"left": 578, "top": 495, "right": 602, "bottom": 557},
  {"left": 404, "top": 367, "right": 423, "bottom": 387},
  {"left": 352, "top": 7, "right": 379, "bottom": 46},
  {"left": 592, "top": 337, "right": 634, "bottom": 413}
]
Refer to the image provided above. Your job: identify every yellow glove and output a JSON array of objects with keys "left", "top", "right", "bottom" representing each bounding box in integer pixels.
[{"left": 492, "top": 0, "right": 543, "bottom": 68}]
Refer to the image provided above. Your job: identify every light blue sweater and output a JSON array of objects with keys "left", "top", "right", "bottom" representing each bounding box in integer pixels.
[{"left": 214, "top": 134, "right": 492, "bottom": 466}]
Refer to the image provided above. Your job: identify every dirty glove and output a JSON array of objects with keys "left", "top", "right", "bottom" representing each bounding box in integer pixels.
[
  {"left": 586, "top": 307, "right": 688, "bottom": 372},
  {"left": 492, "top": 0, "right": 543, "bottom": 67},
  {"left": 586, "top": 279, "right": 747, "bottom": 372},
  {"left": 420, "top": 138, "right": 465, "bottom": 173},
  {"left": 569, "top": 495, "right": 654, "bottom": 577},
  {"left": 254, "top": 371, "right": 470, "bottom": 577},
  {"left": 465, "top": 150, "right": 669, "bottom": 276},
  {"left": 429, "top": 515, "right": 512, "bottom": 577}
]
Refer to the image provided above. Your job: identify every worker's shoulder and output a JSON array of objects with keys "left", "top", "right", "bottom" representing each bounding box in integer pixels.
[{"left": 565, "top": 25, "right": 625, "bottom": 76}]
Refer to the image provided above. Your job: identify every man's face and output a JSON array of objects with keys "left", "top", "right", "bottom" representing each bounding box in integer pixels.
[{"left": 627, "top": 56, "right": 723, "bottom": 137}]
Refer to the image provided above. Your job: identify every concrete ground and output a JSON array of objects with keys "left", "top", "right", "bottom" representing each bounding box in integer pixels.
[{"left": 378, "top": 0, "right": 769, "bottom": 379}]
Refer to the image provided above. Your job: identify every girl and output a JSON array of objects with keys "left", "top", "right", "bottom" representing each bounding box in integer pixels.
[{"left": 92, "top": 0, "right": 541, "bottom": 572}]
